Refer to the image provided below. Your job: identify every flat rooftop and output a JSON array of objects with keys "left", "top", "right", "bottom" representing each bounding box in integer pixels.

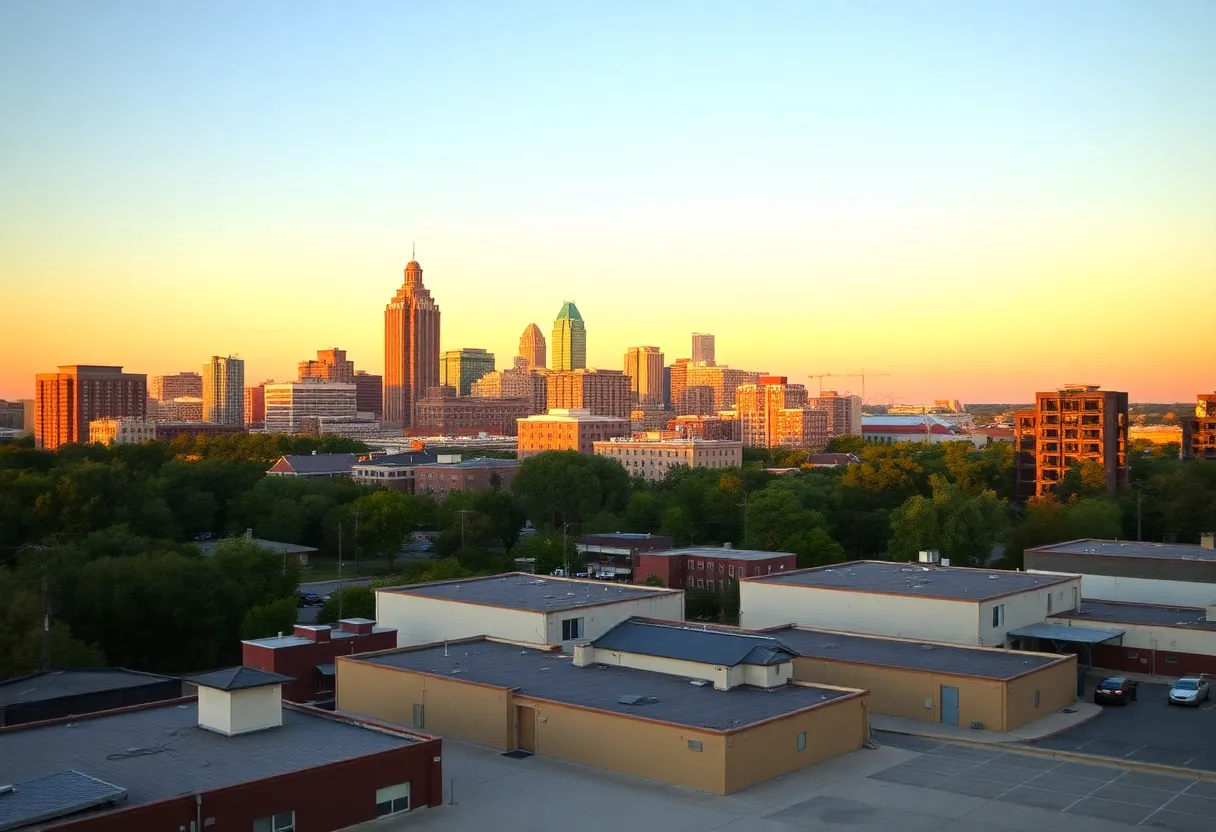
[
  {"left": 769, "top": 627, "right": 1064, "bottom": 680},
  {"left": 356, "top": 639, "right": 854, "bottom": 731},
  {"left": 649, "top": 546, "right": 793, "bottom": 563},
  {"left": 379, "top": 573, "right": 678, "bottom": 613},
  {"left": 0, "top": 701, "right": 422, "bottom": 827},
  {"left": 747, "top": 561, "right": 1074, "bottom": 601},
  {"left": 1051, "top": 599, "right": 1216, "bottom": 631},
  {"left": 1027, "top": 539, "right": 1216, "bottom": 562},
  {"left": 414, "top": 457, "right": 519, "bottom": 469},
  {"left": 0, "top": 669, "right": 174, "bottom": 708},
  {"left": 242, "top": 624, "right": 396, "bottom": 650}
]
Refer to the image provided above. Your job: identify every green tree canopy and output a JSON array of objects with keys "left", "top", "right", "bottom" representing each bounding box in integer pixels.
[{"left": 889, "top": 476, "right": 1008, "bottom": 567}]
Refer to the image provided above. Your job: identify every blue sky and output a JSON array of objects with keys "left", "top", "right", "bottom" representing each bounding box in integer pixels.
[{"left": 2, "top": 1, "right": 1213, "bottom": 401}]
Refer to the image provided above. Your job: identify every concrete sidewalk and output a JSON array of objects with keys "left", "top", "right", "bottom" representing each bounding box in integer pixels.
[{"left": 871, "top": 699, "right": 1102, "bottom": 744}]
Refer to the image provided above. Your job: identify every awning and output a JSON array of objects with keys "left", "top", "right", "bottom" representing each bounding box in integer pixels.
[
  {"left": 316, "top": 663, "right": 336, "bottom": 676},
  {"left": 1009, "top": 623, "right": 1124, "bottom": 644}
]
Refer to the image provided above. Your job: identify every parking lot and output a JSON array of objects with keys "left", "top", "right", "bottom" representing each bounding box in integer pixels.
[
  {"left": 1027, "top": 681, "right": 1216, "bottom": 771},
  {"left": 875, "top": 733, "right": 1216, "bottom": 831}
]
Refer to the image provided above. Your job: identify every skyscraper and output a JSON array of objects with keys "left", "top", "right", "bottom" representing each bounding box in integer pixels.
[
  {"left": 202, "top": 356, "right": 245, "bottom": 425},
  {"left": 692, "top": 333, "right": 716, "bottom": 366},
  {"left": 34, "top": 365, "right": 147, "bottom": 449},
  {"left": 519, "top": 323, "right": 546, "bottom": 370},
  {"left": 551, "top": 302, "right": 586, "bottom": 371},
  {"left": 384, "top": 259, "right": 441, "bottom": 428},
  {"left": 299, "top": 348, "right": 355, "bottom": 383},
  {"left": 623, "top": 346, "right": 664, "bottom": 405},
  {"left": 440, "top": 348, "right": 496, "bottom": 396}
]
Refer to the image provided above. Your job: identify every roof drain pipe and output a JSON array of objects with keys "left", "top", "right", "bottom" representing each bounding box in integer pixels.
[{"left": 195, "top": 792, "right": 202, "bottom": 832}]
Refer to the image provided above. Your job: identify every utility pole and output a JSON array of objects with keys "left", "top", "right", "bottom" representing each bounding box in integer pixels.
[
  {"left": 40, "top": 552, "right": 50, "bottom": 672},
  {"left": 351, "top": 506, "right": 362, "bottom": 575},
  {"left": 562, "top": 523, "right": 570, "bottom": 579},
  {"left": 337, "top": 520, "right": 344, "bottom": 621},
  {"left": 457, "top": 509, "right": 474, "bottom": 554}
]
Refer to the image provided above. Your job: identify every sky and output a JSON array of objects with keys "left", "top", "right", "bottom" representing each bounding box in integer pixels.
[{"left": 1, "top": 1, "right": 1214, "bottom": 404}]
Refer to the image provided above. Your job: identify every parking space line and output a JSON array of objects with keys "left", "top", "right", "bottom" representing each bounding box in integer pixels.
[
  {"left": 1138, "top": 789, "right": 1188, "bottom": 826},
  {"left": 1061, "top": 770, "right": 1128, "bottom": 814}
]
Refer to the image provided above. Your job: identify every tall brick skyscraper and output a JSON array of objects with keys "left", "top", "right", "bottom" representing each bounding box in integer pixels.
[
  {"left": 384, "top": 259, "right": 441, "bottom": 429},
  {"left": 34, "top": 365, "right": 147, "bottom": 450},
  {"left": 518, "top": 323, "right": 546, "bottom": 370}
]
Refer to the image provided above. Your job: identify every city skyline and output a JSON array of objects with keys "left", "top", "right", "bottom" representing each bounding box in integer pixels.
[{"left": 2, "top": 3, "right": 1213, "bottom": 402}]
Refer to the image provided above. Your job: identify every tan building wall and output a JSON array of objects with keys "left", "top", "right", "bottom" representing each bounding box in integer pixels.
[
  {"left": 724, "top": 690, "right": 868, "bottom": 793},
  {"left": 547, "top": 370, "right": 631, "bottom": 419},
  {"left": 516, "top": 410, "right": 631, "bottom": 457},
  {"left": 593, "top": 436, "right": 743, "bottom": 481},
  {"left": 337, "top": 657, "right": 514, "bottom": 749},
  {"left": 1005, "top": 658, "right": 1078, "bottom": 731}
]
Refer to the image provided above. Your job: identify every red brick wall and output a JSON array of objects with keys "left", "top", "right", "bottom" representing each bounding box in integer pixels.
[
  {"left": 243, "top": 630, "right": 398, "bottom": 703},
  {"left": 1091, "top": 643, "right": 1216, "bottom": 678},
  {"left": 636, "top": 553, "right": 798, "bottom": 589}
]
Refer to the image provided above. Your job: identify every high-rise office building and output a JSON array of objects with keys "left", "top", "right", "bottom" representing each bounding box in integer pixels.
[
  {"left": 440, "top": 348, "right": 496, "bottom": 396},
  {"left": 354, "top": 371, "right": 383, "bottom": 418},
  {"left": 299, "top": 348, "right": 355, "bottom": 384},
  {"left": 471, "top": 365, "right": 549, "bottom": 415},
  {"left": 1014, "top": 385, "right": 1129, "bottom": 499},
  {"left": 34, "top": 365, "right": 147, "bottom": 450},
  {"left": 551, "top": 302, "right": 587, "bottom": 371},
  {"left": 692, "top": 333, "right": 715, "bottom": 367},
  {"left": 623, "top": 346, "right": 664, "bottom": 405},
  {"left": 807, "top": 390, "right": 863, "bottom": 438},
  {"left": 736, "top": 376, "right": 827, "bottom": 451},
  {"left": 684, "top": 365, "right": 763, "bottom": 412},
  {"left": 202, "top": 356, "right": 245, "bottom": 425},
  {"left": 244, "top": 383, "right": 268, "bottom": 426},
  {"left": 264, "top": 382, "right": 357, "bottom": 434},
  {"left": 547, "top": 369, "right": 631, "bottom": 419},
  {"left": 519, "top": 323, "right": 546, "bottom": 370},
  {"left": 0, "top": 400, "right": 25, "bottom": 430},
  {"left": 668, "top": 359, "right": 690, "bottom": 413},
  {"left": 150, "top": 372, "right": 202, "bottom": 403},
  {"left": 384, "top": 259, "right": 441, "bottom": 429}
]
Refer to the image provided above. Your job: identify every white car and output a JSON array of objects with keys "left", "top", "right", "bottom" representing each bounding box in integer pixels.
[{"left": 1167, "top": 677, "right": 1210, "bottom": 706}]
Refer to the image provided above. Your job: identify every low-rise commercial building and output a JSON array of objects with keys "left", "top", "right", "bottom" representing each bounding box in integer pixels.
[
  {"left": 638, "top": 546, "right": 798, "bottom": 590},
  {"left": 414, "top": 456, "right": 520, "bottom": 498},
  {"left": 88, "top": 417, "right": 157, "bottom": 446},
  {"left": 1025, "top": 537, "right": 1216, "bottom": 607},
  {"left": 578, "top": 532, "right": 674, "bottom": 580},
  {"left": 374, "top": 573, "right": 685, "bottom": 648},
  {"left": 516, "top": 409, "right": 631, "bottom": 457},
  {"left": 337, "top": 622, "right": 868, "bottom": 794},
  {"left": 267, "top": 452, "right": 363, "bottom": 479},
  {"left": 740, "top": 560, "right": 1081, "bottom": 648},
  {"left": 349, "top": 450, "right": 440, "bottom": 492},
  {"left": 1046, "top": 599, "right": 1216, "bottom": 678},
  {"left": 862, "top": 415, "right": 978, "bottom": 446},
  {"left": 667, "top": 414, "right": 737, "bottom": 440},
  {"left": 0, "top": 669, "right": 181, "bottom": 728},
  {"left": 0, "top": 668, "right": 441, "bottom": 831},
  {"left": 413, "top": 386, "right": 531, "bottom": 436},
  {"left": 593, "top": 435, "right": 743, "bottom": 481},
  {"left": 196, "top": 532, "right": 318, "bottom": 568},
  {"left": 242, "top": 620, "right": 398, "bottom": 705}
]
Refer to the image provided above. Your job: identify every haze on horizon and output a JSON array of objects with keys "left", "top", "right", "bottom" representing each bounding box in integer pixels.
[{"left": 1, "top": 1, "right": 1213, "bottom": 404}]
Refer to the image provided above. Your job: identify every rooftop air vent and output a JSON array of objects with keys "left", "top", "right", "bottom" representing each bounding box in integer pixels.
[{"left": 617, "top": 695, "right": 656, "bottom": 705}]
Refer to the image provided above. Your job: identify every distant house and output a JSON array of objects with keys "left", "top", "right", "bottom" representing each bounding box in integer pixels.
[
  {"left": 266, "top": 452, "right": 362, "bottom": 479},
  {"left": 196, "top": 530, "right": 317, "bottom": 568}
]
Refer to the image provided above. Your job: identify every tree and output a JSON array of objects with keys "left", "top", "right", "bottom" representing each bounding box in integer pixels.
[
  {"left": 642, "top": 574, "right": 665, "bottom": 587},
  {"left": 1057, "top": 460, "right": 1109, "bottom": 502},
  {"left": 510, "top": 532, "right": 576, "bottom": 576},
  {"left": 0, "top": 570, "right": 103, "bottom": 678},
  {"left": 241, "top": 597, "right": 299, "bottom": 639},
  {"left": 824, "top": 435, "right": 866, "bottom": 454},
  {"left": 317, "top": 586, "right": 375, "bottom": 623},
  {"left": 511, "top": 451, "right": 629, "bottom": 528},
  {"left": 354, "top": 490, "right": 433, "bottom": 563},
  {"left": 889, "top": 476, "right": 1007, "bottom": 567},
  {"left": 784, "top": 527, "right": 847, "bottom": 568}
]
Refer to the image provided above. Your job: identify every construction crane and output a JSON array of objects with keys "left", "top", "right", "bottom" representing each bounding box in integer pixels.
[
  {"left": 807, "top": 373, "right": 838, "bottom": 395},
  {"left": 844, "top": 370, "right": 890, "bottom": 406}
]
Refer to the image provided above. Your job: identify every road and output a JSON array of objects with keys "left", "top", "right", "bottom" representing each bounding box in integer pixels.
[
  {"left": 296, "top": 577, "right": 373, "bottom": 624},
  {"left": 1026, "top": 681, "right": 1216, "bottom": 771}
]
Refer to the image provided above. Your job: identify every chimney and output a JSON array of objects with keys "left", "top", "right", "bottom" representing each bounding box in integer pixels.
[
  {"left": 294, "top": 624, "right": 331, "bottom": 642},
  {"left": 338, "top": 618, "right": 374, "bottom": 635},
  {"left": 572, "top": 642, "right": 594, "bottom": 667},
  {"left": 1201, "top": 533, "right": 1215, "bottom": 550},
  {"left": 188, "top": 667, "right": 291, "bottom": 737}
]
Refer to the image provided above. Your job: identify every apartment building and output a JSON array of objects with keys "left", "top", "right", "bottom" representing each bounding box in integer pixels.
[
  {"left": 1182, "top": 392, "right": 1216, "bottom": 461},
  {"left": 806, "top": 390, "right": 862, "bottom": 438},
  {"left": 88, "top": 417, "right": 157, "bottom": 445},
  {"left": 298, "top": 347, "right": 355, "bottom": 384},
  {"left": 150, "top": 372, "right": 202, "bottom": 403},
  {"left": 470, "top": 363, "right": 549, "bottom": 415},
  {"left": 156, "top": 396, "right": 203, "bottom": 422},
  {"left": 623, "top": 346, "right": 664, "bottom": 405},
  {"left": 202, "top": 355, "right": 245, "bottom": 425},
  {"left": 736, "top": 376, "right": 828, "bottom": 451},
  {"left": 668, "top": 414, "right": 738, "bottom": 440},
  {"left": 1014, "top": 385, "right": 1129, "bottom": 499},
  {"left": 34, "top": 365, "right": 148, "bottom": 450},
  {"left": 594, "top": 435, "right": 743, "bottom": 481},
  {"left": 685, "top": 365, "right": 763, "bottom": 412},
  {"left": 354, "top": 370, "right": 383, "bottom": 418},
  {"left": 547, "top": 369, "right": 631, "bottom": 419},
  {"left": 414, "top": 457, "right": 521, "bottom": 498},
  {"left": 244, "top": 384, "right": 266, "bottom": 426},
  {"left": 412, "top": 386, "right": 530, "bottom": 436},
  {"left": 440, "top": 348, "right": 496, "bottom": 396},
  {"left": 264, "top": 381, "right": 357, "bottom": 434},
  {"left": 516, "top": 409, "right": 631, "bottom": 457},
  {"left": 638, "top": 546, "right": 797, "bottom": 589},
  {"left": 691, "top": 332, "right": 715, "bottom": 366}
]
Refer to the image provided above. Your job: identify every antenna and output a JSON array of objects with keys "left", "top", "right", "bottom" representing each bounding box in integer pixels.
[{"left": 412, "top": 241, "right": 416, "bottom": 260}]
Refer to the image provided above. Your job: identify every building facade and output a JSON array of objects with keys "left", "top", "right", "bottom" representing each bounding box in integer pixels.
[
  {"left": 264, "top": 382, "right": 357, "bottom": 434},
  {"left": 299, "top": 347, "right": 355, "bottom": 384},
  {"left": 516, "top": 409, "right": 632, "bottom": 457},
  {"left": 1014, "top": 385, "right": 1130, "bottom": 499},
  {"left": 354, "top": 370, "right": 383, "bottom": 418},
  {"left": 150, "top": 372, "right": 202, "bottom": 403},
  {"left": 154, "top": 422, "right": 246, "bottom": 441},
  {"left": 384, "top": 260, "right": 441, "bottom": 429},
  {"left": 244, "top": 384, "right": 266, "bottom": 426},
  {"left": 470, "top": 365, "right": 549, "bottom": 415},
  {"left": 202, "top": 355, "right": 245, "bottom": 425},
  {"left": 88, "top": 417, "right": 157, "bottom": 445},
  {"left": 594, "top": 436, "right": 743, "bottom": 481},
  {"left": 577, "top": 532, "right": 675, "bottom": 580},
  {"left": 623, "top": 346, "right": 664, "bottom": 405},
  {"left": 668, "top": 414, "right": 738, "bottom": 440},
  {"left": 414, "top": 457, "right": 521, "bottom": 498},
  {"left": 736, "top": 376, "right": 827, "bottom": 451},
  {"left": 862, "top": 415, "right": 976, "bottom": 446},
  {"left": 546, "top": 369, "right": 631, "bottom": 419},
  {"left": 412, "top": 387, "right": 531, "bottom": 436},
  {"left": 550, "top": 301, "right": 587, "bottom": 371},
  {"left": 684, "top": 365, "right": 763, "bottom": 412},
  {"left": 806, "top": 390, "right": 862, "bottom": 438},
  {"left": 0, "top": 400, "right": 24, "bottom": 430},
  {"left": 35, "top": 365, "right": 148, "bottom": 450},
  {"left": 518, "top": 323, "right": 546, "bottom": 370},
  {"left": 242, "top": 619, "right": 398, "bottom": 704},
  {"left": 691, "top": 332, "right": 715, "bottom": 366},
  {"left": 155, "top": 396, "right": 203, "bottom": 422},
  {"left": 638, "top": 546, "right": 798, "bottom": 589},
  {"left": 1025, "top": 537, "right": 1216, "bottom": 608},
  {"left": 1182, "top": 392, "right": 1216, "bottom": 461},
  {"left": 439, "top": 348, "right": 496, "bottom": 396},
  {"left": 349, "top": 450, "right": 438, "bottom": 492}
]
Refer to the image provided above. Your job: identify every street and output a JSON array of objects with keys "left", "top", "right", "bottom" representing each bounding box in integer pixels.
[{"left": 296, "top": 577, "right": 373, "bottom": 624}]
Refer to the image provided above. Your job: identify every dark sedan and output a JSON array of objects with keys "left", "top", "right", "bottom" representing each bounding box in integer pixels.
[{"left": 1095, "top": 677, "right": 1138, "bottom": 705}]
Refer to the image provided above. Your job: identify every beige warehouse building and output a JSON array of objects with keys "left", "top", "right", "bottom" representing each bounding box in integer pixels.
[
  {"left": 740, "top": 560, "right": 1082, "bottom": 648},
  {"left": 338, "top": 620, "right": 869, "bottom": 794},
  {"left": 374, "top": 573, "right": 685, "bottom": 648}
]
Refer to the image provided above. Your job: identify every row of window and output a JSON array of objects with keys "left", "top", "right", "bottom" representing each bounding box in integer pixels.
[
  {"left": 679, "top": 560, "right": 780, "bottom": 576},
  {"left": 253, "top": 783, "right": 411, "bottom": 832}
]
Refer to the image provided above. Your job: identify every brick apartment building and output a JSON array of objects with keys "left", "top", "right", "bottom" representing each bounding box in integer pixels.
[
  {"left": 35, "top": 365, "right": 148, "bottom": 450},
  {"left": 636, "top": 546, "right": 798, "bottom": 589},
  {"left": 806, "top": 390, "right": 862, "bottom": 438},
  {"left": 244, "top": 383, "right": 267, "bottom": 426},
  {"left": 1014, "top": 385, "right": 1129, "bottom": 499},
  {"left": 1183, "top": 392, "right": 1216, "bottom": 461},
  {"left": 242, "top": 619, "right": 398, "bottom": 704},
  {"left": 516, "top": 409, "right": 631, "bottom": 457},
  {"left": 578, "top": 532, "right": 675, "bottom": 580},
  {"left": 471, "top": 363, "right": 549, "bottom": 415},
  {"left": 668, "top": 414, "right": 738, "bottom": 440},
  {"left": 299, "top": 347, "right": 355, "bottom": 383},
  {"left": 547, "top": 369, "right": 631, "bottom": 418},
  {"left": 412, "top": 386, "right": 531, "bottom": 436},
  {"left": 415, "top": 457, "right": 520, "bottom": 499},
  {"left": 354, "top": 370, "right": 383, "bottom": 418},
  {"left": 737, "top": 376, "right": 829, "bottom": 452}
]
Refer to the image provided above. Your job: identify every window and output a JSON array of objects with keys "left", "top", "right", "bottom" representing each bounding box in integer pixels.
[
  {"left": 728, "top": 566, "right": 735, "bottom": 578},
  {"left": 561, "top": 617, "right": 584, "bottom": 640},
  {"left": 719, "top": 563, "right": 724, "bottom": 574},
  {"left": 991, "top": 605, "right": 1005, "bottom": 627},
  {"left": 376, "top": 783, "right": 411, "bottom": 817},
  {"left": 253, "top": 812, "right": 295, "bottom": 832},
  {"left": 412, "top": 703, "right": 425, "bottom": 729},
  {"left": 796, "top": 732, "right": 807, "bottom": 752},
  {"left": 317, "top": 673, "right": 334, "bottom": 695},
  {"left": 697, "top": 579, "right": 704, "bottom": 589},
  {"left": 697, "top": 561, "right": 704, "bottom": 570},
  {"left": 707, "top": 580, "right": 715, "bottom": 591},
  {"left": 687, "top": 740, "right": 703, "bottom": 752},
  {"left": 1165, "top": 656, "right": 1179, "bottom": 664}
]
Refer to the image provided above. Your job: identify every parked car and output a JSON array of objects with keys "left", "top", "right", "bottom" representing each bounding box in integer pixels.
[
  {"left": 296, "top": 591, "right": 324, "bottom": 607},
  {"left": 1094, "top": 677, "right": 1138, "bottom": 705},
  {"left": 1167, "top": 677, "right": 1211, "bottom": 706}
]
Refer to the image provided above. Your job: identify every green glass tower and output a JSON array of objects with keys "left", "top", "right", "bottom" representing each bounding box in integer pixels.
[{"left": 551, "top": 301, "right": 587, "bottom": 371}]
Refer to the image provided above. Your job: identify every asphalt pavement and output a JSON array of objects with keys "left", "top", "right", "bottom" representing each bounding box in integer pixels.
[
  {"left": 1026, "top": 681, "right": 1216, "bottom": 771},
  {"left": 296, "top": 577, "right": 373, "bottom": 624}
]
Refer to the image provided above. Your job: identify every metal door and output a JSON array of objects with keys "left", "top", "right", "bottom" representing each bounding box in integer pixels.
[
  {"left": 940, "top": 685, "right": 960, "bottom": 726},
  {"left": 516, "top": 705, "right": 536, "bottom": 752}
]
